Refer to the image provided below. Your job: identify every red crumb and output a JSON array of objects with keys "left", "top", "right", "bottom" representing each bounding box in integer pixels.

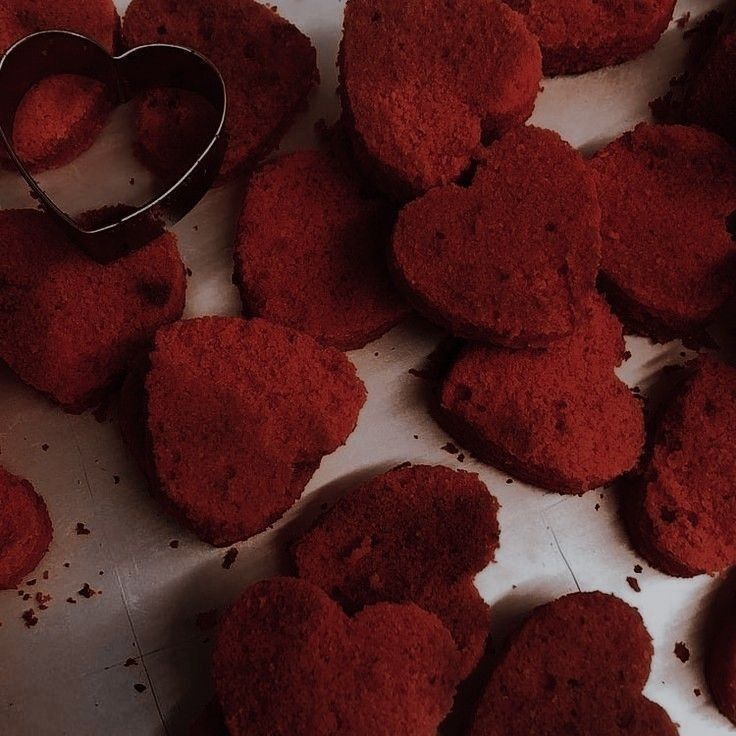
[
  {"left": 222, "top": 548, "right": 238, "bottom": 570},
  {"left": 626, "top": 577, "right": 641, "bottom": 593},
  {"left": 441, "top": 443, "right": 459, "bottom": 455},
  {"left": 78, "top": 583, "right": 97, "bottom": 599},
  {"left": 169, "top": 540, "right": 180, "bottom": 549},
  {"left": 134, "top": 683, "right": 147, "bottom": 693},
  {"left": 675, "top": 642, "right": 691, "bottom": 663},
  {"left": 35, "top": 592, "right": 52, "bottom": 610},
  {"left": 21, "top": 609, "right": 38, "bottom": 627},
  {"left": 76, "top": 522, "right": 91, "bottom": 536}
]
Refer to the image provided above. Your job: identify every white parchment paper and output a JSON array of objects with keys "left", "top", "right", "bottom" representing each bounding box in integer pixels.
[{"left": 0, "top": 1, "right": 734, "bottom": 733}]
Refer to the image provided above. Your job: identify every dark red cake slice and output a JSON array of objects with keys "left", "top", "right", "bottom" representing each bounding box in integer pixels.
[
  {"left": 504, "top": 0, "right": 676, "bottom": 76},
  {"left": 339, "top": 0, "right": 542, "bottom": 198},
  {"left": 0, "top": 0, "right": 118, "bottom": 171},
  {"left": 469, "top": 592, "right": 679, "bottom": 735},
  {"left": 234, "top": 149, "right": 408, "bottom": 350},
  {"left": 437, "top": 296, "right": 644, "bottom": 493},
  {"left": 120, "top": 317, "right": 366, "bottom": 546},
  {"left": 0, "top": 466, "right": 53, "bottom": 590},
  {"left": 0, "top": 209, "right": 186, "bottom": 411},
  {"left": 294, "top": 464, "right": 500, "bottom": 677},
  {"left": 623, "top": 357, "right": 736, "bottom": 577},
  {"left": 590, "top": 123, "right": 736, "bottom": 341},
  {"left": 212, "top": 577, "right": 463, "bottom": 736},
  {"left": 122, "top": 0, "right": 318, "bottom": 181},
  {"left": 391, "top": 125, "right": 600, "bottom": 346}
]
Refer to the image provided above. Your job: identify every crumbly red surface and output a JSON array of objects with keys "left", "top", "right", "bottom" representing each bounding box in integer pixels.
[
  {"left": 293, "top": 464, "right": 499, "bottom": 677},
  {"left": 623, "top": 358, "right": 736, "bottom": 577},
  {"left": 391, "top": 126, "right": 600, "bottom": 346},
  {"left": 590, "top": 123, "right": 736, "bottom": 341},
  {"left": 437, "top": 296, "right": 644, "bottom": 494},
  {"left": 468, "top": 592, "right": 678, "bottom": 735},
  {"left": 0, "top": 0, "right": 118, "bottom": 172},
  {"left": 0, "top": 209, "right": 186, "bottom": 411},
  {"left": 706, "top": 572, "right": 736, "bottom": 726},
  {"left": 121, "top": 317, "right": 366, "bottom": 547},
  {"left": 234, "top": 150, "right": 408, "bottom": 350},
  {"left": 655, "top": 11, "right": 736, "bottom": 145},
  {"left": 212, "top": 578, "right": 462, "bottom": 736},
  {"left": 0, "top": 466, "right": 53, "bottom": 591},
  {"left": 339, "top": 0, "right": 542, "bottom": 199},
  {"left": 504, "top": 0, "right": 676, "bottom": 76},
  {"left": 122, "top": 0, "right": 318, "bottom": 181}
]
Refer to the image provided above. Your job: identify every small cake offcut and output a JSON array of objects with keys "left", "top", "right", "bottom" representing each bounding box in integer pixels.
[
  {"left": 504, "top": 0, "right": 677, "bottom": 76},
  {"left": 391, "top": 126, "right": 601, "bottom": 346},
  {"left": 469, "top": 592, "right": 679, "bottom": 735},
  {"left": 213, "top": 578, "right": 463, "bottom": 736},
  {"left": 0, "top": 209, "right": 186, "bottom": 411},
  {"left": 120, "top": 317, "right": 366, "bottom": 547},
  {"left": 234, "top": 150, "right": 408, "bottom": 350},
  {"left": 706, "top": 571, "right": 736, "bottom": 727},
  {"left": 0, "top": 0, "right": 118, "bottom": 171},
  {"left": 0, "top": 466, "right": 53, "bottom": 590},
  {"left": 623, "top": 358, "right": 736, "bottom": 577},
  {"left": 294, "top": 464, "right": 500, "bottom": 677},
  {"left": 122, "top": 0, "right": 318, "bottom": 180},
  {"left": 437, "top": 296, "right": 644, "bottom": 494},
  {"left": 339, "top": 0, "right": 542, "bottom": 198},
  {"left": 590, "top": 123, "right": 736, "bottom": 341}
]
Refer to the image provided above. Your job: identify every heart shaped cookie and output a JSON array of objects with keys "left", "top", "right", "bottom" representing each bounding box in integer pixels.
[
  {"left": 339, "top": 0, "right": 542, "bottom": 199},
  {"left": 0, "top": 0, "right": 118, "bottom": 172},
  {"left": 120, "top": 317, "right": 366, "bottom": 546},
  {"left": 503, "top": 0, "right": 676, "bottom": 76},
  {"left": 0, "top": 209, "right": 186, "bottom": 411},
  {"left": 0, "top": 466, "right": 52, "bottom": 590},
  {"left": 391, "top": 126, "right": 601, "bottom": 346},
  {"left": 122, "top": 0, "right": 319, "bottom": 181},
  {"left": 294, "top": 464, "right": 499, "bottom": 677},
  {"left": 468, "top": 592, "right": 679, "bottom": 736},
  {"left": 212, "top": 577, "right": 463, "bottom": 736},
  {"left": 590, "top": 123, "right": 736, "bottom": 342},
  {"left": 234, "top": 149, "right": 408, "bottom": 350},
  {"left": 623, "top": 357, "right": 736, "bottom": 577},
  {"left": 437, "top": 296, "right": 645, "bottom": 493}
]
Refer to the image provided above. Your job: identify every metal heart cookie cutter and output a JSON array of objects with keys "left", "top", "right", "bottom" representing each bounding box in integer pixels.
[{"left": 0, "top": 30, "right": 227, "bottom": 263}]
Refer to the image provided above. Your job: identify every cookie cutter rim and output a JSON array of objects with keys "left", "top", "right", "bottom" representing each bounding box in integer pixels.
[{"left": 0, "top": 30, "right": 228, "bottom": 262}]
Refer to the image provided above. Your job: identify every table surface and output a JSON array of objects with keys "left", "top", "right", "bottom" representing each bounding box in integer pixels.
[{"left": 0, "top": 0, "right": 734, "bottom": 734}]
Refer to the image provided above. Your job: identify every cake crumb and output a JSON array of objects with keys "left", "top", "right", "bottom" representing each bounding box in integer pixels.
[
  {"left": 222, "top": 548, "right": 238, "bottom": 570},
  {"left": 674, "top": 642, "right": 690, "bottom": 663}
]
